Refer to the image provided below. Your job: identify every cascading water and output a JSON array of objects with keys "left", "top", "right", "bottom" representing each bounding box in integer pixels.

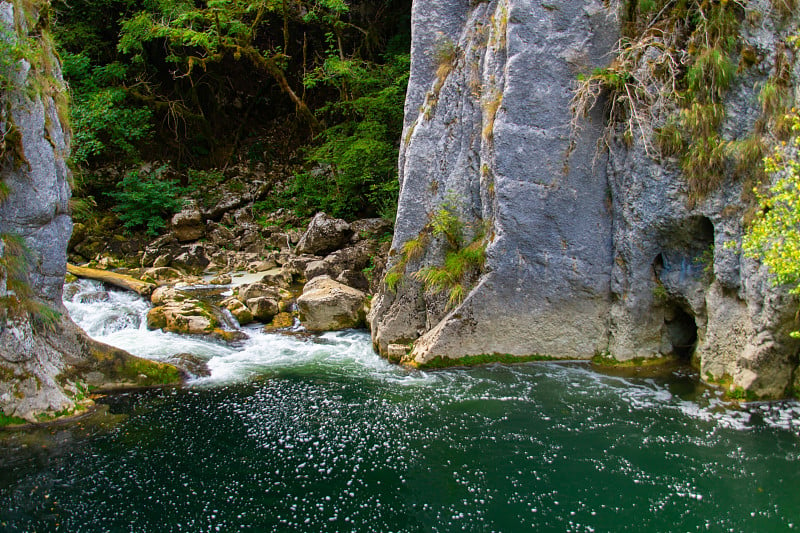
[
  {"left": 63, "top": 279, "right": 418, "bottom": 384},
  {"left": 1, "top": 280, "right": 799, "bottom": 531}
]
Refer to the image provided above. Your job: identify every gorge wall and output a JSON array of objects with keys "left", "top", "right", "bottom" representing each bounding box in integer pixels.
[
  {"left": 0, "top": 0, "right": 176, "bottom": 422},
  {"left": 369, "top": 0, "right": 800, "bottom": 398}
]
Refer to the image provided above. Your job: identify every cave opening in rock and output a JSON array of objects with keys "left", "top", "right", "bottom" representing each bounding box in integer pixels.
[{"left": 665, "top": 305, "right": 698, "bottom": 360}]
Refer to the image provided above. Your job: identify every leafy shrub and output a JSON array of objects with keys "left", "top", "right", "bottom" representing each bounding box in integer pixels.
[
  {"left": 108, "top": 165, "right": 185, "bottom": 235},
  {"left": 743, "top": 111, "right": 800, "bottom": 337}
]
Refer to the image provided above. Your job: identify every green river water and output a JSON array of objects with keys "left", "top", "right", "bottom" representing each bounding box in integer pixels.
[{"left": 0, "top": 281, "right": 798, "bottom": 532}]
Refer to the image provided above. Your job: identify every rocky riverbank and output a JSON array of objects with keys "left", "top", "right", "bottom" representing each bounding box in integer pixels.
[{"left": 69, "top": 205, "right": 393, "bottom": 342}]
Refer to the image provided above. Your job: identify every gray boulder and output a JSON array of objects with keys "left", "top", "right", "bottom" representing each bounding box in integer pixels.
[
  {"left": 295, "top": 212, "right": 352, "bottom": 255},
  {"left": 171, "top": 203, "right": 205, "bottom": 242},
  {"left": 246, "top": 297, "right": 279, "bottom": 323}
]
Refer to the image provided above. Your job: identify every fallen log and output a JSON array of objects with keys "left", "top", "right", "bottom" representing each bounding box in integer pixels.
[{"left": 67, "top": 264, "right": 156, "bottom": 297}]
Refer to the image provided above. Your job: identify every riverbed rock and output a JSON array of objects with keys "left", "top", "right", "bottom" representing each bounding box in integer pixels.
[
  {"left": 295, "top": 213, "right": 353, "bottom": 255},
  {"left": 143, "top": 267, "right": 183, "bottom": 282},
  {"left": 246, "top": 297, "right": 279, "bottom": 323},
  {"left": 285, "top": 254, "right": 323, "bottom": 279},
  {"left": 170, "top": 244, "right": 210, "bottom": 275},
  {"left": 387, "top": 344, "right": 408, "bottom": 364},
  {"left": 222, "top": 297, "right": 254, "bottom": 326},
  {"left": 166, "top": 353, "right": 211, "bottom": 378},
  {"left": 297, "top": 276, "right": 367, "bottom": 331},
  {"left": 147, "top": 299, "right": 218, "bottom": 335},
  {"left": 238, "top": 282, "right": 281, "bottom": 302},
  {"left": 209, "top": 273, "right": 232, "bottom": 285},
  {"left": 264, "top": 312, "right": 295, "bottom": 331},
  {"left": 260, "top": 267, "right": 293, "bottom": 289},
  {"left": 151, "top": 286, "right": 187, "bottom": 305}
]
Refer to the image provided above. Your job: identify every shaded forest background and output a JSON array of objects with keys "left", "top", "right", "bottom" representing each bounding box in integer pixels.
[{"left": 55, "top": 0, "right": 412, "bottom": 235}]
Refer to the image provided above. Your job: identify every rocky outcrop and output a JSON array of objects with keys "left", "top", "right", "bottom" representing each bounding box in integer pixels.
[
  {"left": 0, "top": 1, "right": 178, "bottom": 422},
  {"left": 370, "top": 0, "right": 800, "bottom": 397}
]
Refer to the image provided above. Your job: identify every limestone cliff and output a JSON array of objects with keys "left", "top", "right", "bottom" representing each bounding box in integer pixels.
[
  {"left": 369, "top": 0, "right": 800, "bottom": 398},
  {"left": 0, "top": 0, "right": 177, "bottom": 422}
]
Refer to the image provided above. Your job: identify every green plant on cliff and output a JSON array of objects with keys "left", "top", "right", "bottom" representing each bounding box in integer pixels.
[
  {"left": 570, "top": 0, "right": 750, "bottom": 203},
  {"left": 743, "top": 110, "right": 800, "bottom": 337},
  {"left": 414, "top": 202, "right": 488, "bottom": 310}
]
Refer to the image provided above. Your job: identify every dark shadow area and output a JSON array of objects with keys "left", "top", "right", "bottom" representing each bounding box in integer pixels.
[{"left": 664, "top": 305, "right": 698, "bottom": 360}]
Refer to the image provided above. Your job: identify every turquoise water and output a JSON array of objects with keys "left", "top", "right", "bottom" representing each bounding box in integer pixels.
[{"left": 1, "top": 282, "right": 798, "bottom": 531}]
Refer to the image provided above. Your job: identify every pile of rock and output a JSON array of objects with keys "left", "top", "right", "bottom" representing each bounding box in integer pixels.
[{"left": 72, "top": 210, "right": 392, "bottom": 337}]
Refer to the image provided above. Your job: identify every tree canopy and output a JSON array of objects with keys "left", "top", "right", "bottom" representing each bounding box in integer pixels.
[{"left": 54, "top": 0, "right": 411, "bottom": 226}]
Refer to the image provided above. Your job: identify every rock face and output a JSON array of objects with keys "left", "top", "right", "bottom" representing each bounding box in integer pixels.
[
  {"left": 0, "top": 1, "right": 178, "bottom": 422},
  {"left": 297, "top": 276, "right": 367, "bottom": 331},
  {"left": 369, "top": 0, "right": 800, "bottom": 397}
]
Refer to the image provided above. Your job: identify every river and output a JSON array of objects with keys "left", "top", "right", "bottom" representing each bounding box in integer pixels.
[{"left": 1, "top": 280, "right": 799, "bottom": 531}]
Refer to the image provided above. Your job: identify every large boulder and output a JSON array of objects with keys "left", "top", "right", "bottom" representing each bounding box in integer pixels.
[
  {"left": 246, "top": 297, "right": 279, "bottom": 323},
  {"left": 297, "top": 275, "right": 367, "bottom": 331},
  {"left": 295, "top": 212, "right": 352, "bottom": 255},
  {"left": 238, "top": 282, "right": 281, "bottom": 302}
]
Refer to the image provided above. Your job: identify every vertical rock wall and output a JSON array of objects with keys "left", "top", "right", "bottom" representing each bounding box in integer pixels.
[
  {"left": 0, "top": 0, "right": 177, "bottom": 421},
  {"left": 370, "top": 0, "right": 800, "bottom": 398}
]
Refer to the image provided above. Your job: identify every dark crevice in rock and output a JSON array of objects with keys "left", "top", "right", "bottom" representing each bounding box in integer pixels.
[{"left": 664, "top": 305, "right": 698, "bottom": 361}]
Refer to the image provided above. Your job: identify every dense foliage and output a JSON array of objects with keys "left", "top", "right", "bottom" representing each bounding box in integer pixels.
[{"left": 53, "top": 0, "right": 411, "bottom": 228}]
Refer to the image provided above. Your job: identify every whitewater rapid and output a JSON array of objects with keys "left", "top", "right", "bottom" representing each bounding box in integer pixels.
[{"left": 63, "top": 279, "right": 428, "bottom": 386}]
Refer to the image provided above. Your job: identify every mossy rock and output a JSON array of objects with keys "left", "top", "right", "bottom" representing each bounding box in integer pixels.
[
  {"left": 415, "top": 353, "right": 559, "bottom": 369},
  {"left": 264, "top": 312, "right": 295, "bottom": 331},
  {"left": 118, "top": 358, "right": 182, "bottom": 386}
]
